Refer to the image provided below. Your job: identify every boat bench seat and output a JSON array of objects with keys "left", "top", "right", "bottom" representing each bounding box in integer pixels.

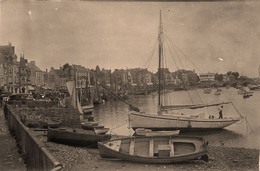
[
  {"left": 158, "top": 145, "right": 171, "bottom": 157},
  {"left": 129, "top": 139, "right": 135, "bottom": 155},
  {"left": 149, "top": 139, "right": 154, "bottom": 157}
]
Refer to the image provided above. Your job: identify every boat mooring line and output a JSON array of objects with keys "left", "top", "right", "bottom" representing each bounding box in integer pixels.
[{"left": 230, "top": 102, "right": 254, "bottom": 133}]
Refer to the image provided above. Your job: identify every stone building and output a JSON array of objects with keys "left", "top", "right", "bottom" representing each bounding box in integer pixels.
[{"left": 0, "top": 44, "right": 19, "bottom": 93}]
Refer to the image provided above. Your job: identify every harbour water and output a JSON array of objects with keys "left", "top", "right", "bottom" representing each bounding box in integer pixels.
[{"left": 94, "top": 87, "right": 260, "bottom": 149}]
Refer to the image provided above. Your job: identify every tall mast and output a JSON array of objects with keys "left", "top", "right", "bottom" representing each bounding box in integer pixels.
[
  {"left": 74, "top": 65, "right": 77, "bottom": 107},
  {"left": 158, "top": 10, "right": 163, "bottom": 113}
]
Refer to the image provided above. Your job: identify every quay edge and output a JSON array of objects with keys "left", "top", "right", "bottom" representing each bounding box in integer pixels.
[{"left": 4, "top": 104, "right": 63, "bottom": 171}]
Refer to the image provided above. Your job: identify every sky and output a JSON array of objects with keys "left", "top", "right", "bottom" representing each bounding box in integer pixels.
[{"left": 0, "top": 1, "right": 260, "bottom": 77}]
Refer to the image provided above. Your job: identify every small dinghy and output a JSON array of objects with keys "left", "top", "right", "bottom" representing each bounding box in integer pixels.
[
  {"left": 135, "top": 128, "right": 180, "bottom": 136},
  {"left": 98, "top": 136, "right": 208, "bottom": 163},
  {"left": 94, "top": 127, "right": 109, "bottom": 135},
  {"left": 81, "top": 121, "right": 99, "bottom": 130}
]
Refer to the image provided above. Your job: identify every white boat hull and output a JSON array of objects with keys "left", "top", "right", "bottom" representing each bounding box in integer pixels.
[
  {"left": 135, "top": 129, "right": 180, "bottom": 136},
  {"left": 130, "top": 112, "right": 240, "bottom": 131}
]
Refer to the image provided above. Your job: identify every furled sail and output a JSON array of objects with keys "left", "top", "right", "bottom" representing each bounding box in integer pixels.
[{"left": 161, "top": 101, "right": 231, "bottom": 111}]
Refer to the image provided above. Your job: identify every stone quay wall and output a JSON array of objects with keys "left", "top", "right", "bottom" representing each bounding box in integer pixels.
[{"left": 4, "top": 105, "right": 64, "bottom": 171}]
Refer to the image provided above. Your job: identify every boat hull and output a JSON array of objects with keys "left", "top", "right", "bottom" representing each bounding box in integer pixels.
[
  {"left": 98, "top": 136, "right": 208, "bottom": 164},
  {"left": 135, "top": 128, "right": 180, "bottom": 136},
  {"left": 130, "top": 113, "right": 240, "bottom": 131},
  {"left": 81, "top": 105, "right": 94, "bottom": 114},
  {"left": 94, "top": 128, "right": 109, "bottom": 135},
  {"left": 47, "top": 128, "right": 111, "bottom": 147}
]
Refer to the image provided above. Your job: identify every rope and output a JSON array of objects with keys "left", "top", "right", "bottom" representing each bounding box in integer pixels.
[
  {"left": 231, "top": 102, "right": 244, "bottom": 118},
  {"left": 145, "top": 38, "right": 158, "bottom": 69}
]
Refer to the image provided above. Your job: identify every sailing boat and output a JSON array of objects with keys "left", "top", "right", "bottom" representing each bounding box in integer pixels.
[
  {"left": 81, "top": 72, "right": 94, "bottom": 114},
  {"left": 129, "top": 11, "right": 241, "bottom": 131},
  {"left": 47, "top": 72, "right": 111, "bottom": 147}
]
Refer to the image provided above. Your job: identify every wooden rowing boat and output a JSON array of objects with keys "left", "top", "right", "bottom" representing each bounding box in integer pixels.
[
  {"left": 135, "top": 128, "right": 180, "bottom": 136},
  {"left": 47, "top": 127, "right": 111, "bottom": 147},
  {"left": 98, "top": 136, "right": 208, "bottom": 163}
]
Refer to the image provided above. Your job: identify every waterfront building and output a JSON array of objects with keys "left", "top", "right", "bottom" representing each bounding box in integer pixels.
[
  {"left": 47, "top": 67, "right": 68, "bottom": 90},
  {"left": 19, "top": 56, "right": 31, "bottom": 93},
  {"left": 199, "top": 72, "right": 216, "bottom": 87},
  {"left": 27, "top": 61, "right": 45, "bottom": 87},
  {"left": 0, "top": 44, "right": 19, "bottom": 93}
]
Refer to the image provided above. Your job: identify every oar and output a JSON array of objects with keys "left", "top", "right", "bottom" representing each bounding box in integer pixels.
[{"left": 97, "top": 82, "right": 140, "bottom": 112}]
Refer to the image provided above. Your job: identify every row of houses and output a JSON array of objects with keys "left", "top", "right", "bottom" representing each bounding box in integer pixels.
[
  {"left": 0, "top": 43, "right": 237, "bottom": 94},
  {"left": 0, "top": 44, "right": 44, "bottom": 93}
]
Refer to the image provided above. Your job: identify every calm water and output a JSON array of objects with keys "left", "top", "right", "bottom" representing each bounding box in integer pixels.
[{"left": 93, "top": 87, "right": 260, "bottom": 149}]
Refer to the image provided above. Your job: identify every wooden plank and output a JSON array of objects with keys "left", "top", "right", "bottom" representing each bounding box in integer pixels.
[
  {"left": 149, "top": 138, "right": 154, "bottom": 157},
  {"left": 169, "top": 138, "right": 174, "bottom": 157},
  {"left": 129, "top": 138, "right": 135, "bottom": 155},
  {"left": 113, "top": 140, "right": 121, "bottom": 151}
]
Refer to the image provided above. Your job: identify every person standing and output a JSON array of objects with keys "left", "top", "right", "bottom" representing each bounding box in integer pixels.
[{"left": 218, "top": 106, "right": 223, "bottom": 119}]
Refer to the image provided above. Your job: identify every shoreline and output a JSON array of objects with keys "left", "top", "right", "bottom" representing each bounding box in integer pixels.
[{"left": 36, "top": 133, "right": 259, "bottom": 171}]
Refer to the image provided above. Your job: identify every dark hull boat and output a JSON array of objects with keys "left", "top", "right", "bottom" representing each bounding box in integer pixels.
[
  {"left": 47, "top": 128, "right": 111, "bottom": 147},
  {"left": 98, "top": 136, "right": 208, "bottom": 164}
]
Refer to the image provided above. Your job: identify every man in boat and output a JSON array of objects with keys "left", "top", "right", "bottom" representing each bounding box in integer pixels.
[{"left": 218, "top": 106, "right": 223, "bottom": 119}]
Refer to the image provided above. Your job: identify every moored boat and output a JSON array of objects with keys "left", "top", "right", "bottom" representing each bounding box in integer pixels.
[
  {"left": 130, "top": 112, "right": 240, "bottom": 131},
  {"left": 129, "top": 11, "right": 242, "bottom": 131},
  {"left": 81, "top": 104, "right": 94, "bottom": 114},
  {"left": 203, "top": 89, "right": 211, "bottom": 94},
  {"left": 98, "top": 136, "right": 208, "bottom": 163},
  {"left": 81, "top": 121, "right": 99, "bottom": 130},
  {"left": 47, "top": 127, "right": 111, "bottom": 147},
  {"left": 94, "top": 127, "right": 109, "bottom": 135}
]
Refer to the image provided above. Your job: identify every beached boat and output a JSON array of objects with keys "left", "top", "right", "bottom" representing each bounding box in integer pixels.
[
  {"left": 47, "top": 127, "right": 111, "bottom": 146},
  {"left": 98, "top": 136, "right": 208, "bottom": 163},
  {"left": 135, "top": 128, "right": 180, "bottom": 136},
  {"left": 81, "top": 121, "right": 104, "bottom": 130},
  {"left": 130, "top": 112, "right": 240, "bottom": 131},
  {"left": 81, "top": 104, "right": 94, "bottom": 114},
  {"left": 94, "top": 127, "right": 109, "bottom": 135},
  {"left": 129, "top": 11, "right": 241, "bottom": 131}
]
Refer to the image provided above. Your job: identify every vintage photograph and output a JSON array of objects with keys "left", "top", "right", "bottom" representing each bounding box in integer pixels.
[{"left": 0, "top": 0, "right": 259, "bottom": 170}]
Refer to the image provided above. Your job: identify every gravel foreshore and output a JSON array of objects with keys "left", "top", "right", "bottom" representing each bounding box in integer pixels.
[{"left": 36, "top": 133, "right": 259, "bottom": 171}]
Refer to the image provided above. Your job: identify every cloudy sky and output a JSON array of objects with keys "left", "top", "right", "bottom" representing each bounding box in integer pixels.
[{"left": 1, "top": 1, "right": 260, "bottom": 77}]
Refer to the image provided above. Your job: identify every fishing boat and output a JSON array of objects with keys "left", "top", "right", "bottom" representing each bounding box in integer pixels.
[
  {"left": 98, "top": 136, "right": 208, "bottom": 163},
  {"left": 47, "top": 127, "right": 111, "bottom": 147},
  {"left": 243, "top": 92, "right": 253, "bottom": 98},
  {"left": 81, "top": 121, "right": 105, "bottom": 130},
  {"left": 81, "top": 104, "right": 94, "bottom": 114},
  {"left": 203, "top": 89, "right": 211, "bottom": 94},
  {"left": 129, "top": 11, "right": 241, "bottom": 131},
  {"left": 94, "top": 127, "right": 109, "bottom": 135},
  {"left": 135, "top": 128, "right": 180, "bottom": 136}
]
